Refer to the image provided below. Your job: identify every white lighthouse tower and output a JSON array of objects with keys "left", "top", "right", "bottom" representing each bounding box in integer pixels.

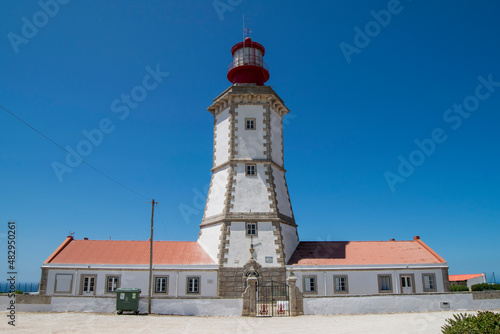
[{"left": 197, "top": 35, "right": 299, "bottom": 297}]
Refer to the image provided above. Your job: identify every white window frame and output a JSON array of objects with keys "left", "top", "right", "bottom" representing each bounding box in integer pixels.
[
  {"left": 80, "top": 274, "right": 97, "bottom": 296},
  {"left": 422, "top": 273, "right": 437, "bottom": 292},
  {"left": 187, "top": 276, "right": 200, "bottom": 294},
  {"left": 246, "top": 222, "right": 257, "bottom": 236},
  {"left": 334, "top": 275, "right": 348, "bottom": 294},
  {"left": 378, "top": 274, "right": 393, "bottom": 293},
  {"left": 105, "top": 275, "right": 120, "bottom": 293},
  {"left": 303, "top": 276, "right": 317, "bottom": 294},
  {"left": 154, "top": 276, "right": 168, "bottom": 294}
]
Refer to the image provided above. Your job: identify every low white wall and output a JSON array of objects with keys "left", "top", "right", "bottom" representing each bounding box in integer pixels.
[
  {"left": 152, "top": 298, "right": 242, "bottom": 316},
  {"left": 3, "top": 293, "right": 499, "bottom": 316},
  {"left": 52, "top": 296, "right": 116, "bottom": 313},
  {"left": 0, "top": 295, "right": 242, "bottom": 316},
  {"left": 304, "top": 293, "right": 500, "bottom": 315}
]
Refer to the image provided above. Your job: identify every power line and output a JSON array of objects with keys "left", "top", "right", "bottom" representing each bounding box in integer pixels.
[
  {"left": 156, "top": 204, "right": 169, "bottom": 239},
  {"left": 0, "top": 103, "right": 150, "bottom": 200}
]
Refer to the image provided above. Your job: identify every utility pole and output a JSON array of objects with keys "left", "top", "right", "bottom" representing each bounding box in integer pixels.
[{"left": 147, "top": 199, "right": 158, "bottom": 315}]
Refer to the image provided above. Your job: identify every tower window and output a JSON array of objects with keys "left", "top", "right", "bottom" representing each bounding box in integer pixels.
[
  {"left": 245, "top": 118, "right": 256, "bottom": 130},
  {"left": 245, "top": 164, "right": 256, "bottom": 176},
  {"left": 246, "top": 222, "right": 257, "bottom": 236}
]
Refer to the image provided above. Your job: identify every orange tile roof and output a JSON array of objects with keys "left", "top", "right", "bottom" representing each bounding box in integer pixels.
[
  {"left": 44, "top": 237, "right": 215, "bottom": 265},
  {"left": 449, "top": 274, "right": 484, "bottom": 281},
  {"left": 287, "top": 238, "right": 446, "bottom": 266}
]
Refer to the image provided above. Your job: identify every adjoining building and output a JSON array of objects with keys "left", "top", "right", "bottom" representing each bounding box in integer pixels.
[
  {"left": 40, "top": 235, "right": 449, "bottom": 298},
  {"left": 39, "top": 35, "right": 451, "bottom": 315},
  {"left": 449, "top": 273, "right": 487, "bottom": 289}
]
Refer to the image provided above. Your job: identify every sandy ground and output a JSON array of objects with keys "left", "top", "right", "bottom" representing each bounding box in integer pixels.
[{"left": 1, "top": 310, "right": 498, "bottom": 333}]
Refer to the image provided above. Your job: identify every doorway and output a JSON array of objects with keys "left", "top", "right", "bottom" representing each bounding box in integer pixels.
[
  {"left": 400, "top": 274, "right": 415, "bottom": 294},
  {"left": 256, "top": 281, "right": 290, "bottom": 317},
  {"left": 81, "top": 275, "right": 96, "bottom": 296}
]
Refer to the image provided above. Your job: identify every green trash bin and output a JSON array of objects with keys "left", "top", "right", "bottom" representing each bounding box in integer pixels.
[{"left": 115, "top": 288, "right": 141, "bottom": 314}]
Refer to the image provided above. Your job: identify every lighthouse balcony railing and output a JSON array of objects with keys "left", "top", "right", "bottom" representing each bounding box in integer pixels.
[{"left": 228, "top": 57, "right": 269, "bottom": 71}]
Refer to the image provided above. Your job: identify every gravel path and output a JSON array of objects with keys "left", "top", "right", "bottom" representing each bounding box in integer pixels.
[{"left": 2, "top": 310, "right": 498, "bottom": 333}]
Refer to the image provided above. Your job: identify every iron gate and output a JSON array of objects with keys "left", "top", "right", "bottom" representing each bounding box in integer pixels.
[{"left": 256, "top": 281, "right": 290, "bottom": 317}]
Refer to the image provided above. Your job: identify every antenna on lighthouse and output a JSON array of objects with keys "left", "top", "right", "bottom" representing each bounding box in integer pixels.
[{"left": 244, "top": 19, "right": 251, "bottom": 38}]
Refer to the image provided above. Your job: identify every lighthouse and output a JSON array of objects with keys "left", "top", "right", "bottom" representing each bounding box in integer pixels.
[
  {"left": 40, "top": 34, "right": 452, "bottom": 312},
  {"left": 197, "top": 36, "right": 299, "bottom": 297}
]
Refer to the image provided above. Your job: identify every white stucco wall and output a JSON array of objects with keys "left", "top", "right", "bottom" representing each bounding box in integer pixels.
[
  {"left": 234, "top": 104, "right": 266, "bottom": 159},
  {"left": 272, "top": 167, "right": 292, "bottom": 217},
  {"left": 303, "top": 293, "right": 500, "bottom": 315},
  {"left": 44, "top": 268, "right": 218, "bottom": 298},
  {"left": 204, "top": 167, "right": 228, "bottom": 218},
  {"left": 152, "top": 298, "right": 242, "bottom": 316},
  {"left": 214, "top": 107, "right": 230, "bottom": 167},
  {"left": 198, "top": 223, "right": 223, "bottom": 262},
  {"left": 231, "top": 164, "right": 271, "bottom": 213},
  {"left": 225, "top": 222, "right": 281, "bottom": 268},
  {"left": 4, "top": 293, "right": 499, "bottom": 316},
  {"left": 270, "top": 109, "right": 283, "bottom": 166},
  {"left": 292, "top": 268, "right": 446, "bottom": 296},
  {"left": 0, "top": 295, "right": 243, "bottom": 316},
  {"left": 281, "top": 224, "right": 299, "bottom": 263},
  {"left": 51, "top": 296, "right": 116, "bottom": 313}
]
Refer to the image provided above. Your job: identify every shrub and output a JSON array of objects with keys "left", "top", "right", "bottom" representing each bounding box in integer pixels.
[
  {"left": 471, "top": 283, "right": 500, "bottom": 291},
  {"left": 450, "top": 285, "right": 469, "bottom": 292},
  {"left": 441, "top": 311, "right": 500, "bottom": 333},
  {"left": 15, "top": 290, "right": 23, "bottom": 294}
]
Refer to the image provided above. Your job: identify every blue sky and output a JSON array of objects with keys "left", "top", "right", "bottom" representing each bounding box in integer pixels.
[{"left": 1, "top": 0, "right": 499, "bottom": 283}]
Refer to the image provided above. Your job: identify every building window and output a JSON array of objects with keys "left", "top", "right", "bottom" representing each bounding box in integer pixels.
[
  {"left": 187, "top": 277, "right": 200, "bottom": 294},
  {"left": 155, "top": 276, "right": 168, "bottom": 294},
  {"left": 378, "top": 274, "right": 393, "bottom": 293},
  {"left": 106, "top": 275, "right": 120, "bottom": 292},
  {"left": 422, "top": 273, "right": 437, "bottom": 292},
  {"left": 246, "top": 222, "right": 257, "bottom": 236},
  {"left": 80, "top": 275, "right": 97, "bottom": 296},
  {"left": 334, "top": 275, "right": 348, "bottom": 294},
  {"left": 245, "top": 164, "right": 256, "bottom": 176},
  {"left": 54, "top": 274, "right": 73, "bottom": 294},
  {"left": 245, "top": 118, "right": 256, "bottom": 130},
  {"left": 303, "top": 276, "right": 317, "bottom": 293}
]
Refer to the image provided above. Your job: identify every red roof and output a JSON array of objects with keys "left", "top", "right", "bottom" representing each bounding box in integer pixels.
[
  {"left": 44, "top": 237, "right": 215, "bottom": 265},
  {"left": 449, "top": 274, "right": 484, "bottom": 281},
  {"left": 288, "top": 238, "right": 446, "bottom": 266}
]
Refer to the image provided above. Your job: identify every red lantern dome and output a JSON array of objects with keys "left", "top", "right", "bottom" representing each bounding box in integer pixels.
[{"left": 227, "top": 37, "right": 270, "bottom": 86}]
